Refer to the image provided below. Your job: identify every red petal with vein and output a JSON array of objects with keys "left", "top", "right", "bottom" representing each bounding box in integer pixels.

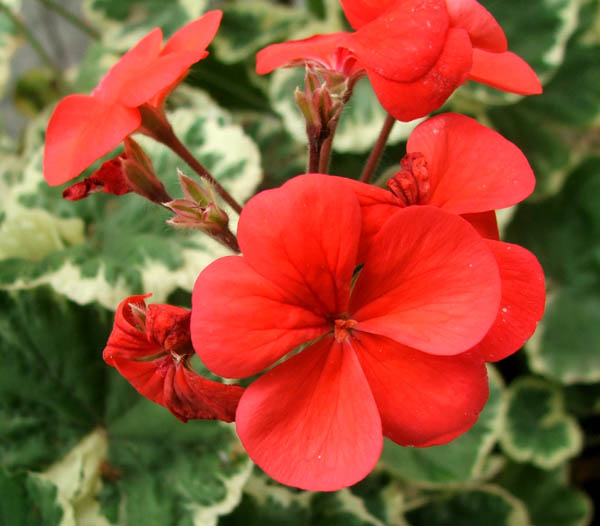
[
  {"left": 367, "top": 28, "right": 472, "bottom": 121},
  {"left": 407, "top": 113, "right": 535, "bottom": 213},
  {"left": 236, "top": 336, "right": 382, "bottom": 491},
  {"left": 351, "top": 206, "right": 501, "bottom": 355},
  {"left": 191, "top": 256, "right": 328, "bottom": 379},
  {"left": 469, "top": 49, "right": 542, "bottom": 95},
  {"left": 353, "top": 333, "right": 488, "bottom": 446},
  {"left": 256, "top": 33, "right": 352, "bottom": 74},
  {"left": 346, "top": 0, "right": 449, "bottom": 82},
  {"left": 339, "top": 0, "right": 396, "bottom": 29},
  {"left": 92, "top": 28, "right": 163, "bottom": 103},
  {"left": 161, "top": 10, "right": 222, "bottom": 57},
  {"left": 445, "top": 0, "right": 506, "bottom": 52},
  {"left": 462, "top": 211, "right": 499, "bottom": 240},
  {"left": 237, "top": 174, "right": 361, "bottom": 317},
  {"left": 471, "top": 241, "right": 545, "bottom": 362},
  {"left": 44, "top": 95, "right": 140, "bottom": 185}
]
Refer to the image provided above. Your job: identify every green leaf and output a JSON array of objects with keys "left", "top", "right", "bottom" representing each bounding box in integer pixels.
[
  {"left": 0, "top": 468, "right": 63, "bottom": 526},
  {"left": 102, "top": 402, "right": 252, "bottom": 526},
  {"left": 0, "top": 286, "right": 251, "bottom": 525},
  {"left": 405, "top": 485, "right": 529, "bottom": 526},
  {"left": 0, "top": 288, "right": 112, "bottom": 472},
  {"left": 498, "top": 462, "right": 593, "bottom": 526},
  {"left": 527, "top": 285, "right": 600, "bottom": 384},
  {"left": 379, "top": 365, "right": 506, "bottom": 486},
  {"left": 0, "top": 88, "right": 261, "bottom": 308},
  {"left": 506, "top": 158, "right": 600, "bottom": 383},
  {"left": 221, "top": 473, "right": 390, "bottom": 526},
  {"left": 212, "top": 2, "right": 310, "bottom": 64},
  {"left": 500, "top": 377, "right": 583, "bottom": 468},
  {"left": 238, "top": 111, "right": 306, "bottom": 188}
]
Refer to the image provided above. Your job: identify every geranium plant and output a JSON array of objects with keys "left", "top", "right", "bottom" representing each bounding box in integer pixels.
[{"left": 1, "top": 0, "right": 597, "bottom": 524}]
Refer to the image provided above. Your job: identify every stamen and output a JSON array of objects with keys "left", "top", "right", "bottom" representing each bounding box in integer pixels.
[
  {"left": 334, "top": 318, "right": 358, "bottom": 343},
  {"left": 386, "top": 152, "right": 430, "bottom": 206}
]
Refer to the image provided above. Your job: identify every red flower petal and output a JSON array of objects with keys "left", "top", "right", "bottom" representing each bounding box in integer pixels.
[
  {"left": 350, "top": 206, "right": 501, "bottom": 355},
  {"left": 255, "top": 33, "right": 353, "bottom": 75},
  {"left": 117, "top": 50, "right": 199, "bottom": 108},
  {"left": 366, "top": 27, "right": 472, "bottom": 121},
  {"left": 237, "top": 174, "right": 361, "bottom": 318},
  {"left": 462, "top": 211, "right": 500, "bottom": 240},
  {"left": 161, "top": 10, "right": 222, "bottom": 57},
  {"left": 345, "top": 0, "right": 449, "bottom": 82},
  {"left": 235, "top": 336, "right": 382, "bottom": 491},
  {"left": 352, "top": 333, "right": 488, "bottom": 446},
  {"left": 191, "top": 256, "right": 328, "bottom": 379},
  {"left": 329, "top": 176, "right": 400, "bottom": 260},
  {"left": 407, "top": 113, "right": 536, "bottom": 213},
  {"left": 445, "top": 0, "right": 507, "bottom": 52},
  {"left": 43, "top": 95, "right": 140, "bottom": 186},
  {"left": 92, "top": 28, "right": 163, "bottom": 104},
  {"left": 339, "top": 0, "right": 396, "bottom": 29},
  {"left": 469, "top": 49, "right": 542, "bottom": 95},
  {"left": 471, "top": 241, "right": 545, "bottom": 362}
]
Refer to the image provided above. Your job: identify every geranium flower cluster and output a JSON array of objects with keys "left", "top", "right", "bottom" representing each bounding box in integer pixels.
[{"left": 42, "top": 1, "right": 546, "bottom": 492}]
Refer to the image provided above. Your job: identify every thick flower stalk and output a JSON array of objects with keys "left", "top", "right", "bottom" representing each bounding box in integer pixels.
[
  {"left": 43, "top": 11, "right": 222, "bottom": 186},
  {"left": 104, "top": 294, "right": 243, "bottom": 423},
  {"left": 256, "top": 0, "right": 541, "bottom": 121},
  {"left": 340, "top": 113, "right": 546, "bottom": 361},
  {"left": 190, "top": 173, "right": 517, "bottom": 490}
]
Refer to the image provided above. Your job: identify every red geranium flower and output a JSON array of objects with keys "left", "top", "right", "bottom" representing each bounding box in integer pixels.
[
  {"left": 104, "top": 294, "right": 243, "bottom": 423},
  {"left": 339, "top": 112, "right": 545, "bottom": 361},
  {"left": 43, "top": 11, "right": 222, "bottom": 186},
  {"left": 256, "top": 0, "right": 541, "bottom": 121},
  {"left": 191, "top": 174, "right": 503, "bottom": 490}
]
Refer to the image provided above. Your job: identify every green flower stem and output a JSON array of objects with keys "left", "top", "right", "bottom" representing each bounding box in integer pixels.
[
  {"left": 360, "top": 113, "right": 396, "bottom": 183},
  {"left": 36, "top": 0, "right": 101, "bottom": 40},
  {"left": 0, "top": 3, "right": 67, "bottom": 92}
]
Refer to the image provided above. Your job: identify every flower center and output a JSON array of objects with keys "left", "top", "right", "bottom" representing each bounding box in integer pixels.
[
  {"left": 386, "top": 152, "right": 430, "bottom": 206},
  {"left": 334, "top": 318, "right": 358, "bottom": 343}
]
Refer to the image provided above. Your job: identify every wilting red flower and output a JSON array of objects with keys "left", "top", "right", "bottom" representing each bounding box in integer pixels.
[
  {"left": 43, "top": 11, "right": 222, "bottom": 186},
  {"left": 191, "top": 174, "right": 504, "bottom": 490},
  {"left": 62, "top": 137, "right": 170, "bottom": 203},
  {"left": 104, "top": 294, "right": 243, "bottom": 423},
  {"left": 339, "top": 112, "right": 545, "bottom": 361},
  {"left": 256, "top": 0, "right": 541, "bottom": 121}
]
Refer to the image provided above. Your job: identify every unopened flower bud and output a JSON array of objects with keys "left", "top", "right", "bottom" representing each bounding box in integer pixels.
[{"left": 166, "top": 171, "right": 238, "bottom": 251}]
